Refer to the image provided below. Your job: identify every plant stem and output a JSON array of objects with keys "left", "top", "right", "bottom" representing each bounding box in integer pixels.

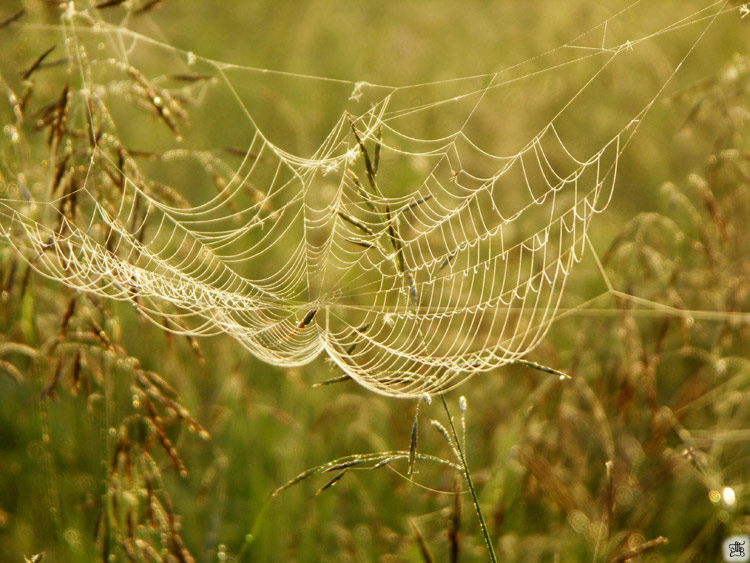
[{"left": 441, "top": 394, "right": 498, "bottom": 563}]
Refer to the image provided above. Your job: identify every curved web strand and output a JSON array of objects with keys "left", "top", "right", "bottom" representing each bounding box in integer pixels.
[{"left": 0, "top": 1, "right": 733, "bottom": 397}]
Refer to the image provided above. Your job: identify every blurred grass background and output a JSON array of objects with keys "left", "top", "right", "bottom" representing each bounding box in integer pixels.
[{"left": 0, "top": 1, "right": 749, "bottom": 561}]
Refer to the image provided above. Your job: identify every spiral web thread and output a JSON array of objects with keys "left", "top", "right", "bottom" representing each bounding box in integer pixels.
[{"left": 0, "top": 1, "right": 734, "bottom": 397}]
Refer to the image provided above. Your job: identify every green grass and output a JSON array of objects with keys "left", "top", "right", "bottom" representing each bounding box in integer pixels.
[{"left": 0, "top": 1, "right": 749, "bottom": 561}]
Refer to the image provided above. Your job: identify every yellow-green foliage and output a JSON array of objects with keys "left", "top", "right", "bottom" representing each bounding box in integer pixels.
[{"left": 0, "top": 2, "right": 748, "bottom": 561}]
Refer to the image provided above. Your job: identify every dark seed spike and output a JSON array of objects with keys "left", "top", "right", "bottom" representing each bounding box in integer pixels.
[
  {"left": 222, "top": 146, "right": 259, "bottom": 159},
  {"left": 16, "top": 85, "right": 33, "bottom": 118},
  {"left": 21, "top": 45, "right": 55, "bottom": 81},
  {"left": 50, "top": 82, "right": 69, "bottom": 149},
  {"left": 410, "top": 520, "right": 435, "bottom": 563},
  {"left": 315, "top": 470, "right": 347, "bottom": 495},
  {"left": 142, "top": 370, "right": 178, "bottom": 399},
  {"left": 323, "top": 459, "right": 363, "bottom": 472},
  {"left": 515, "top": 359, "right": 570, "bottom": 379},
  {"left": 273, "top": 466, "right": 322, "bottom": 496},
  {"left": 370, "top": 456, "right": 397, "bottom": 470},
  {"left": 339, "top": 323, "right": 371, "bottom": 356},
  {"left": 37, "top": 57, "right": 69, "bottom": 71},
  {"left": 373, "top": 125, "right": 383, "bottom": 177},
  {"left": 337, "top": 211, "right": 375, "bottom": 237},
  {"left": 159, "top": 314, "right": 206, "bottom": 364},
  {"left": 346, "top": 171, "right": 378, "bottom": 212},
  {"left": 134, "top": 0, "right": 165, "bottom": 14},
  {"left": 142, "top": 397, "right": 188, "bottom": 477},
  {"left": 611, "top": 536, "right": 668, "bottom": 563},
  {"left": 436, "top": 250, "right": 458, "bottom": 275},
  {"left": 127, "top": 66, "right": 182, "bottom": 138},
  {"left": 383, "top": 202, "right": 410, "bottom": 280},
  {"left": 59, "top": 297, "right": 77, "bottom": 336},
  {"left": 40, "top": 357, "right": 63, "bottom": 398},
  {"left": 50, "top": 154, "right": 69, "bottom": 197},
  {"left": 89, "top": 319, "right": 113, "bottom": 350},
  {"left": 405, "top": 195, "right": 433, "bottom": 212},
  {"left": 33, "top": 99, "right": 58, "bottom": 123},
  {"left": 86, "top": 98, "right": 97, "bottom": 148},
  {"left": 61, "top": 174, "right": 78, "bottom": 223},
  {"left": 346, "top": 118, "right": 407, "bottom": 281},
  {"left": 169, "top": 73, "right": 214, "bottom": 83},
  {"left": 348, "top": 114, "right": 379, "bottom": 196},
  {"left": 408, "top": 405, "right": 419, "bottom": 478},
  {"left": 115, "top": 146, "right": 127, "bottom": 192},
  {"left": 95, "top": 0, "right": 127, "bottom": 8},
  {"left": 343, "top": 237, "right": 374, "bottom": 249},
  {"left": 34, "top": 114, "right": 55, "bottom": 134},
  {"left": 313, "top": 374, "right": 352, "bottom": 387},
  {"left": 298, "top": 308, "right": 318, "bottom": 329},
  {"left": 406, "top": 272, "right": 419, "bottom": 308},
  {"left": 71, "top": 348, "right": 82, "bottom": 394},
  {"left": 0, "top": 8, "right": 25, "bottom": 29}
]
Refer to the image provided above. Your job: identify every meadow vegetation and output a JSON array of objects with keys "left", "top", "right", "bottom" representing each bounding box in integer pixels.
[{"left": 0, "top": 1, "right": 748, "bottom": 561}]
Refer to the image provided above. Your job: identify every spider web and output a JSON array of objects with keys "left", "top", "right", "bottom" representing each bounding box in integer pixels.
[{"left": 0, "top": 0, "right": 737, "bottom": 397}]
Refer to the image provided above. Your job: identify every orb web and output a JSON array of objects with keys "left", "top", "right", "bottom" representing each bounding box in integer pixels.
[{"left": 0, "top": 1, "right": 734, "bottom": 396}]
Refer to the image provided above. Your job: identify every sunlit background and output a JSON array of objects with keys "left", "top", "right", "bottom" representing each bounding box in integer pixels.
[{"left": 0, "top": 1, "right": 748, "bottom": 561}]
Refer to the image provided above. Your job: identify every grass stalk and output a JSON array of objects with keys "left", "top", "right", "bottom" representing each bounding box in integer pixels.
[{"left": 440, "top": 394, "right": 497, "bottom": 563}]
